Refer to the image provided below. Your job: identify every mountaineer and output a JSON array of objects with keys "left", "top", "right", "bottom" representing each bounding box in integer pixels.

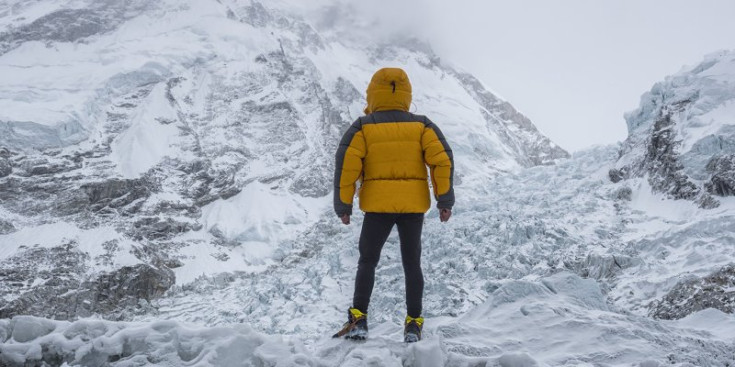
[{"left": 332, "top": 68, "right": 454, "bottom": 343}]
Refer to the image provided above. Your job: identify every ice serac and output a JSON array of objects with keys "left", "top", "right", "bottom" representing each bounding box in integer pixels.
[
  {"left": 0, "top": 0, "right": 566, "bottom": 320},
  {"left": 611, "top": 50, "right": 735, "bottom": 207}
]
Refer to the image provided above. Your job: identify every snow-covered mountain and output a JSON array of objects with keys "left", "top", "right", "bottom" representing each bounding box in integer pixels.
[
  {"left": 1, "top": 1, "right": 735, "bottom": 366},
  {"left": 0, "top": 0, "right": 566, "bottom": 319}
]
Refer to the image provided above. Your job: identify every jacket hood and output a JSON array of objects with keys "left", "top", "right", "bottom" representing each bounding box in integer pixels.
[{"left": 364, "top": 68, "right": 412, "bottom": 114}]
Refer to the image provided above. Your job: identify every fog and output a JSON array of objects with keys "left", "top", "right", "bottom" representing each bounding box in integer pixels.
[{"left": 313, "top": 0, "right": 735, "bottom": 151}]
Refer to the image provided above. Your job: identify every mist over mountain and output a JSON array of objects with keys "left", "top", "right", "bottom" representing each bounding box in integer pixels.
[{"left": 0, "top": 1, "right": 734, "bottom": 366}]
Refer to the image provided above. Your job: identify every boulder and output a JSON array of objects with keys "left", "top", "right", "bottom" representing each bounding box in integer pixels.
[
  {"left": 650, "top": 264, "right": 735, "bottom": 320},
  {"left": 0, "top": 158, "right": 11, "bottom": 177}
]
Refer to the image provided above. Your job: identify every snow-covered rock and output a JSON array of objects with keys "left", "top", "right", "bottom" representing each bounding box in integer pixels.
[
  {"left": 0, "top": 316, "right": 314, "bottom": 367},
  {"left": 650, "top": 264, "right": 735, "bottom": 320},
  {"left": 611, "top": 50, "right": 735, "bottom": 207},
  {"left": 705, "top": 153, "right": 735, "bottom": 196}
]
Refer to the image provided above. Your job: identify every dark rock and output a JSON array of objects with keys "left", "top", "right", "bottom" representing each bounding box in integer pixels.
[
  {"left": 15, "top": 156, "right": 76, "bottom": 177},
  {"left": 650, "top": 264, "right": 735, "bottom": 320},
  {"left": 567, "top": 254, "right": 642, "bottom": 280},
  {"left": 0, "top": 243, "right": 90, "bottom": 320},
  {"left": 614, "top": 186, "right": 633, "bottom": 201},
  {"left": 614, "top": 109, "right": 721, "bottom": 208},
  {"left": 91, "top": 264, "right": 175, "bottom": 314},
  {"left": 10, "top": 9, "right": 106, "bottom": 44},
  {"left": 29, "top": 165, "right": 54, "bottom": 176},
  {"left": 0, "top": 2, "right": 151, "bottom": 56},
  {"left": 195, "top": 194, "right": 219, "bottom": 207},
  {"left": 0, "top": 245, "right": 174, "bottom": 320},
  {"left": 290, "top": 167, "right": 330, "bottom": 197},
  {"left": 0, "top": 219, "right": 15, "bottom": 234},
  {"left": 705, "top": 154, "right": 735, "bottom": 196},
  {"left": 0, "top": 158, "right": 10, "bottom": 177},
  {"left": 16, "top": 158, "right": 47, "bottom": 177},
  {"left": 176, "top": 160, "right": 218, "bottom": 201},
  {"left": 645, "top": 113, "right": 701, "bottom": 201},
  {"left": 81, "top": 178, "right": 150, "bottom": 211},
  {"left": 242, "top": 2, "right": 273, "bottom": 27},
  {"left": 608, "top": 168, "right": 625, "bottom": 183},
  {"left": 219, "top": 186, "right": 241, "bottom": 200},
  {"left": 131, "top": 217, "right": 198, "bottom": 241},
  {"left": 696, "top": 193, "right": 720, "bottom": 209},
  {"left": 162, "top": 259, "right": 184, "bottom": 269},
  {"left": 208, "top": 226, "right": 239, "bottom": 248}
]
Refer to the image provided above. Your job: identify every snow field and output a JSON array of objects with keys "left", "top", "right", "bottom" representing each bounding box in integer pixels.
[{"left": 2, "top": 272, "right": 733, "bottom": 366}]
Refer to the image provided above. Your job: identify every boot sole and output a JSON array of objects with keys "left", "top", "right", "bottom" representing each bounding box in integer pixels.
[
  {"left": 404, "top": 333, "right": 420, "bottom": 343},
  {"left": 345, "top": 329, "right": 368, "bottom": 341}
]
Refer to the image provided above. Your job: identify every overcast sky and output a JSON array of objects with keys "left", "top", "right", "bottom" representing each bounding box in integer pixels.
[{"left": 352, "top": 0, "right": 735, "bottom": 152}]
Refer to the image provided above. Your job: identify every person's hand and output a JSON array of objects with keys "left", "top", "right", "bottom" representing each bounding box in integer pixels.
[
  {"left": 440, "top": 208, "right": 452, "bottom": 222},
  {"left": 340, "top": 214, "right": 350, "bottom": 225}
]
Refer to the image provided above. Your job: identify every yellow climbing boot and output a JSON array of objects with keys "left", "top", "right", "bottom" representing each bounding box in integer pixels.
[
  {"left": 404, "top": 315, "right": 423, "bottom": 343},
  {"left": 332, "top": 308, "right": 368, "bottom": 340}
]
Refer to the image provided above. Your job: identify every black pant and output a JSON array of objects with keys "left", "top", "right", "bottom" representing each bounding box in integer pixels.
[{"left": 353, "top": 212, "right": 424, "bottom": 318}]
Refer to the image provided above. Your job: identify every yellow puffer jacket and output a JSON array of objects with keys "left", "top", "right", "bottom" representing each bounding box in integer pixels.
[{"left": 334, "top": 68, "right": 454, "bottom": 215}]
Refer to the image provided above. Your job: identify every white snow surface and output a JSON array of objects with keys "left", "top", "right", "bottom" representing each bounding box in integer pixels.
[
  {"left": 1, "top": 272, "right": 734, "bottom": 366},
  {"left": 200, "top": 182, "right": 327, "bottom": 244},
  {"left": 111, "top": 82, "right": 185, "bottom": 178}
]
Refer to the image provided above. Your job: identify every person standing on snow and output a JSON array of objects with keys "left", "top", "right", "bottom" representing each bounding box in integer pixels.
[{"left": 332, "top": 68, "right": 454, "bottom": 343}]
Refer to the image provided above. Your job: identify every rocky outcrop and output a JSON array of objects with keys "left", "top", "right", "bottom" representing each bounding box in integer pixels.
[
  {"left": 0, "top": 158, "right": 10, "bottom": 178},
  {"left": 650, "top": 264, "right": 735, "bottom": 320},
  {"left": 0, "top": 259, "right": 174, "bottom": 321},
  {"left": 131, "top": 217, "right": 201, "bottom": 241},
  {"left": 643, "top": 113, "right": 701, "bottom": 199},
  {"left": 0, "top": 0, "right": 152, "bottom": 56},
  {"left": 705, "top": 154, "right": 735, "bottom": 196},
  {"left": 611, "top": 109, "right": 719, "bottom": 209},
  {"left": 0, "top": 220, "right": 14, "bottom": 234},
  {"left": 81, "top": 178, "right": 151, "bottom": 212},
  {"left": 89, "top": 264, "right": 175, "bottom": 317},
  {"left": 611, "top": 51, "right": 735, "bottom": 209},
  {"left": 0, "top": 159, "right": 151, "bottom": 217},
  {"left": 567, "top": 254, "right": 642, "bottom": 280}
]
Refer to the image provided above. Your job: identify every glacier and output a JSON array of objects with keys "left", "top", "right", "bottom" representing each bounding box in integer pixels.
[{"left": 1, "top": 0, "right": 735, "bottom": 366}]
